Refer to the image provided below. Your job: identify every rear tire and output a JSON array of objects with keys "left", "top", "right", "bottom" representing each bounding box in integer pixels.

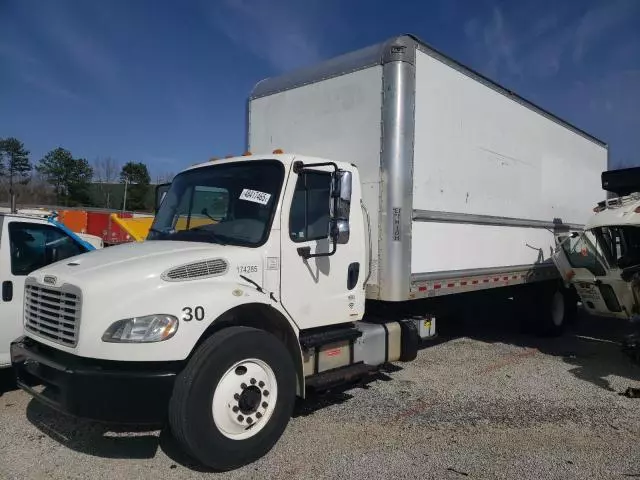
[
  {"left": 517, "top": 282, "right": 575, "bottom": 337},
  {"left": 168, "top": 326, "right": 296, "bottom": 471}
]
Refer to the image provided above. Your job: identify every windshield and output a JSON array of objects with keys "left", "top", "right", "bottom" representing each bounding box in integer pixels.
[
  {"left": 561, "top": 230, "right": 607, "bottom": 276},
  {"left": 561, "top": 226, "right": 640, "bottom": 276},
  {"left": 148, "top": 160, "right": 284, "bottom": 247},
  {"left": 593, "top": 225, "right": 640, "bottom": 270}
]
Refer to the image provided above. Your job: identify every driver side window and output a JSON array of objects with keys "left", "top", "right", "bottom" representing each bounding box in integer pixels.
[
  {"left": 289, "top": 171, "right": 331, "bottom": 243},
  {"left": 9, "top": 222, "right": 86, "bottom": 276}
]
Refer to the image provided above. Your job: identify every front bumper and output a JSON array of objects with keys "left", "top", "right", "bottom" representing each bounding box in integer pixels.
[{"left": 10, "top": 336, "right": 182, "bottom": 424}]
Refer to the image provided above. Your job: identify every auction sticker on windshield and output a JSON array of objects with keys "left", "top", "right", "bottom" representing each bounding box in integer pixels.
[{"left": 240, "top": 189, "right": 271, "bottom": 205}]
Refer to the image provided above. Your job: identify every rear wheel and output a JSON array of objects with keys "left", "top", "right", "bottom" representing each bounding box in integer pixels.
[
  {"left": 518, "top": 282, "right": 576, "bottom": 337},
  {"left": 169, "top": 326, "right": 296, "bottom": 471}
]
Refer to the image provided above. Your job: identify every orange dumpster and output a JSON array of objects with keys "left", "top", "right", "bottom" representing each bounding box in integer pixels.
[{"left": 59, "top": 210, "right": 88, "bottom": 233}]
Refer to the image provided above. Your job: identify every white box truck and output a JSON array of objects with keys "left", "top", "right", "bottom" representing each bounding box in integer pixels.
[{"left": 11, "top": 35, "right": 607, "bottom": 470}]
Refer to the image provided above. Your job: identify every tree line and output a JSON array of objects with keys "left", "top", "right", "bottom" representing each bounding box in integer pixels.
[{"left": 0, "top": 136, "right": 175, "bottom": 211}]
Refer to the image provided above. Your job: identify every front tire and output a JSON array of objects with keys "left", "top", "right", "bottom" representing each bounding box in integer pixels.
[{"left": 168, "top": 326, "right": 296, "bottom": 471}]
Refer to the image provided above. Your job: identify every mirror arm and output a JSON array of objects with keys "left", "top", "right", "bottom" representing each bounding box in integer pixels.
[
  {"left": 297, "top": 239, "right": 337, "bottom": 260},
  {"left": 293, "top": 160, "right": 338, "bottom": 175}
]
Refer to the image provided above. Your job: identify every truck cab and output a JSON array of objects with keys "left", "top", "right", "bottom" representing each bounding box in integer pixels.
[
  {"left": 0, "top": 212, "right": 96, "bottom": 367},
  {"left": 553, "top": 167, "right": 640, "bottom": 320},
  {"left": 10, "top": 153, "right": 369, "bottom": 469}
]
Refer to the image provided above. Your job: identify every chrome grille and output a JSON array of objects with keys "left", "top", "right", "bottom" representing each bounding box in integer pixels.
[
  {"left": 24, "top": 279, "right": 81, "bottom": 347},
  {"left": 162, "top": 259, "right": 228, "bottom": 281}
]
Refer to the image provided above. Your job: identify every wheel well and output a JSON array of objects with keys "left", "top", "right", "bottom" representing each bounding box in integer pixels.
[{"left": 191, "top": 303, "right": 304, "bottom": 397}]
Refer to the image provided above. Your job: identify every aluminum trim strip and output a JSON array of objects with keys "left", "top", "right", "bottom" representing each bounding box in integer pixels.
[
  {"left": 409, "top": 263, "right": 559, "bottom": 299},
  {"left": 378, "top": 59, "right": 415, "bottom": 301},
  {"left": 411, "top": 263, "right": 556, "bottom": 282},
  {"left": 413, "top": 209, "right": 584, "bottom": 231}
]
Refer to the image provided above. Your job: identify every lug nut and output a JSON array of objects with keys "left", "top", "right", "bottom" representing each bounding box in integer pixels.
[
  {"left": 263, "top": 390, "right": 269, "bottom": 397},
  {"left": 258, "top": 381, "right": 265, "bottom": 388},
  {"left": 250, "top": 378, "right": 256, "bottom": 385},
  {"left": 246, "top": 417, "right": 253, "bottom": 424},
  {"left": 234, "top": 393, "right": 240, "bottom": 400},
  {"left": 262, "top": 402, "right": 268, "bottom": 409},
  {"left": 237, "top": 415, "right": 244, "bottom": 422},
  {"left": 241, "top": 383, "right": 247, "bottom": 389},
  {"left": 256, "top": 412, "right": 262, "bottom": 419},
  {"left": 232, "top": 406, "right": 239, "bottom": 413}
]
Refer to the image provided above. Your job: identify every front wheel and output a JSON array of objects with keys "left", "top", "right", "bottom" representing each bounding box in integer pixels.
[{"left": 168, "top": 326, "right": 296, "bottom": 471}]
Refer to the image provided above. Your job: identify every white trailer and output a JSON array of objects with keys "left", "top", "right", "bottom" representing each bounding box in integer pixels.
[
  {"left": 11, "top": 35, "right": 606, "bottom": 470},
  {"left": 248, "top": 34, "right": 606, "bottom": 309}
]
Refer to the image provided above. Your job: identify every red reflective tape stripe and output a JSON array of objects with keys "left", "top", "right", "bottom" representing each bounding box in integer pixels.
[
  {"left": 460, "top": 281, "right": 468, "bottom": 286},
  {"left": 472, "top": 280, "right": 479, "bottom": 284},
  {"left": 326, "top": 348, "right": 342, "bottom": 357},
  {"left": 512, "top": 276, "right": 517, "bottom": 280},
  {"left": 447, "top": 283, "right": 455, "bottom": 288},
  {"left": 483, "top": 279, "right": 489, "bottom": 283},
  {"left": 503, "top": 276, "right": 509, "bottom": 281},
  {"left": 418, "top": 286, "right": 427, "bottom": 292},
  {"left": 434, "top": 284, "right": 442, "bottom": 289},
  {"left": 494, "top": 277, "right": 500, "bottom": 281}
]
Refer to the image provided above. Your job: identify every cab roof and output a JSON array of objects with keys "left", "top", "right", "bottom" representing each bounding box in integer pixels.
[
  {"left": 183, "top": 153, "right": 353, "bottom": 173},
  {"left": 587, "top": 194, "right": 640, "bottom": 229}
]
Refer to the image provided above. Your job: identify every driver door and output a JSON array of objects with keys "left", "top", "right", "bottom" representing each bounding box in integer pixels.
[
  {"left": 279, "top": 168, "right": 365, "bottom": 330},
  {"left": 553, "top": 231, "right": 634, "bottom": 319}
]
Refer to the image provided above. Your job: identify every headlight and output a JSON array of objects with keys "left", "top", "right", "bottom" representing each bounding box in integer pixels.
[{"left": 102, "top": 314, "right": 178, "bottom": 343}]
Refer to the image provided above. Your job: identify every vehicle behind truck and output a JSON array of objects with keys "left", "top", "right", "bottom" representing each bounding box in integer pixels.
[
  {"left": 0, "top": 211, "right": 97, "bottom": 368},
  {"left": 553, "top": 166, "right": 640, "bottom": 361},
  {"left": 11, "top": 34, "right": 607, "bottom": 470}
]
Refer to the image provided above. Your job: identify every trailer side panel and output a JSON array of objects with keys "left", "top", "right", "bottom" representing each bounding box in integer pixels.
[{"left": 411, "top": 49, "right": 607, "bottom": 277}]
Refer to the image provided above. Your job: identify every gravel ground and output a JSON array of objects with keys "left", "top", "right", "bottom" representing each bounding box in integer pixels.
[{"left": 1, "top": 309, "right": 640, "bottom": 479}]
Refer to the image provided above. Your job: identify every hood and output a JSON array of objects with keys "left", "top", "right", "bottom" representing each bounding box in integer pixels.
[{"left": 29, "top": 240, "right": 254, "bottom": 290}]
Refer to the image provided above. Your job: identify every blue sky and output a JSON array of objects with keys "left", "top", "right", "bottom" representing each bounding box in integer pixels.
[{"left": 1, "top": 0, "right": 639, "bottom": 180}]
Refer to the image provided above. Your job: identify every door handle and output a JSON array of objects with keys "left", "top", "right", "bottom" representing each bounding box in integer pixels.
[
  {"left": 2, "top": 281, "right": 13, "bottom": 302},
  {"left": 347, "top": 263, "right": 360, "bottom": 290}
]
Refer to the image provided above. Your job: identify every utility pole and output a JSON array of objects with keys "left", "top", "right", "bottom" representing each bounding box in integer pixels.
[{"left": 122, "top": 178, "right": 128, "bottom": 214}]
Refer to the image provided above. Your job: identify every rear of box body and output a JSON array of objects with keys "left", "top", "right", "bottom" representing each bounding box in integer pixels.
[{"left": 248, "top": 35, "right": 608, "bottom": 302}]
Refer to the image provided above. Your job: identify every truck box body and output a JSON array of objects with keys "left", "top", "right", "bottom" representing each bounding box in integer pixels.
[{"left": 248, "top": 35, "right": 608, "bottom": 302}]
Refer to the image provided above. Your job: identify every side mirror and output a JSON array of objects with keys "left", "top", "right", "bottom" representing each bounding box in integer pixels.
[
  {"left": 329, "top": 170, "right": 352, "bottom": 245},
  {"left": 155, "top": 182, "right": 171, "bottom": 215},
  {"left": 330, "top": 170, "right": 352, "bottom": 217},
  {"left": 329, "top": 219, "right": 350, "bottom": 245}
]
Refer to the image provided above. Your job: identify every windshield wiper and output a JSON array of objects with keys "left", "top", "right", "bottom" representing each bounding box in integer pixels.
[{"left": 172, "top": 227, "right": 229, "bottom": 245}]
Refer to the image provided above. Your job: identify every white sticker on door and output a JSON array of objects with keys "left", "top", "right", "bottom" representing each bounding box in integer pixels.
[{"left": 239, "top": 189, "right": 271, "bottom": 205}]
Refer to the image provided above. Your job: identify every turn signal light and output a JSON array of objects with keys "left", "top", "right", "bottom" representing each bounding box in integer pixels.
[
  {"left": 243, "top": 151, "right": 252, "bottom": 156},
  {"left": 273, "top": 149, "right": 284, "bottom": 154}
]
